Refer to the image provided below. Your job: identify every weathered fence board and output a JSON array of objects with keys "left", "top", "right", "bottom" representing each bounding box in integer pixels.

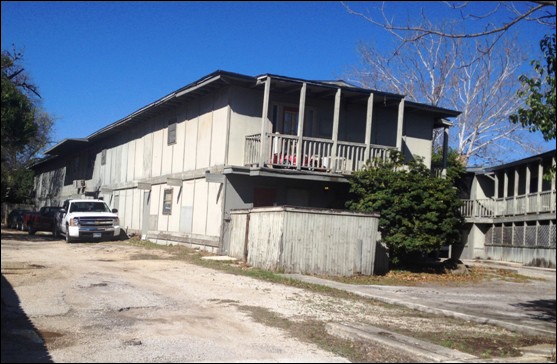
[{"left": 229, "top": 206, "right": 384, "bottom": 276}]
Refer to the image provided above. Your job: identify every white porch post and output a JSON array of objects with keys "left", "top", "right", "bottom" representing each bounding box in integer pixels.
[
  {"left": 514, "top": 168, "right": 519, "bottom": 215},
  {"left": 364, "top": 93, "right": 374, "bottom": 164},
  {"left": 537, "top": 160, "right": 543, "bottom": 213},
  {"left": 551, "top": 156, "right": 556, "bottom": 214},
  {"left": 551, "top": 157, "right": 556, "bottom": 191},
  {"left": 396, "top": 97, "right": 405, "bottom": 151},
  {"left": 330, "top": 88, "right": 341, "bottom": 171},
  {"left": 494, "top": 174, "right": 499, "bottom": 198},
  {"left": 525, "top": 163, "right": 531, "bottom": 213},
  {"left": 259, "top": 77, "right": 271, "bottom": 168},
  {"left": 442, "top": 127, "right": 449, "bottom": 178},
  {"left": 296, "top": 82, "right": 307, "bottom": 170},
  {"left": 503, "top": 170, "right": 509, "bottom": 198}
]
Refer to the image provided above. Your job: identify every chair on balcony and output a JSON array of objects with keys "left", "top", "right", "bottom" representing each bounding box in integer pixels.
[
  {"left": 322, "top": 156, "right": 347, "bottom": 173},
  {"left": 306, "top": 155, "right": 323, "bottom": 171}
]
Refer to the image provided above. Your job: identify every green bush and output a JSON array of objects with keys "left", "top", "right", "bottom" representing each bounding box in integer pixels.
[{"left": 347, "top": 151, "right": 464, "bottom": 265}]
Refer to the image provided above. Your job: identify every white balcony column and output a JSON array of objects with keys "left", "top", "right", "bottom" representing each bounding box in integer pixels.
[
  {"left": 259, "top": 77, "right": 271, "bottom": 168},
  {"left": 549, "top": 157, "right": 557, "bottom": 212},
  {"left": 503, "top": 170, "right": 509, "bottom": 215},
  {"left": 296, "top": 82, "right": 307, "bottom": 170},
  {"left": 503, "top": 170, "right": 509, "bottom": 198},
  {"left": 551, "top": 157, "right": 557, "bottom": 191},
  {"left": 537, "top": 160, "right": 544, "bottom": 213},
  {"left": 441, "top": 127, "right": 449, "bottom": 178},
  {"left": 514, "top": 168, "right": 520, "bottom": 195},
  {"left": 364, "top": 93, "right": 374, "bottom": 163},
  {"left": 514, "top": 168, "right": 519, "bottom": 215},
  {"left": 525, "top": 163, "right": 531, "bottom": 213},
  {"left": 396, "top": 97, "right": 405, "bottom": 151},
  {"left": 329, "top": 88, "right": 342, "bottom": 171},
  {"left": 494, "top": 173, "right": 499, "bottom": 216}
]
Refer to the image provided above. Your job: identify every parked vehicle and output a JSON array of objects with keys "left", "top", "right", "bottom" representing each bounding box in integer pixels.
[
  {"left": 7, "top": 209, "right": 32, "bottom": 230},
  {"left": 55, "top": 199, "right": 120, "bottom": 243},
  {"left": 24, "top": 206, "right": 63, "bottom": 235}
]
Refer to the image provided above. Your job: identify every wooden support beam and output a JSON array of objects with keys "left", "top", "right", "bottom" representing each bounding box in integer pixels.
[
  {"left": 330, "top": 88, "right": 341, "bottom": 171},
  {"left": 296, "top": 83, "right": 307, "bottom": 170},
  {"left": 396, "top": 98, "right": 405, "bottom": 150},
  {"left": 259, "top": 77, "right": 271, "bottom": 167},
  {"left": 442, "top": 127, "right": 449, "bottom": 178},
  {"left": 364, "top": 93, "right": 374, "bottom": 163}
]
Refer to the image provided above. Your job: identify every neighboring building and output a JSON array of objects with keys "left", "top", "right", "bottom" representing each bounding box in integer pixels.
[
  {"left": 458, "top": 150, "right": 556, "bottom": 267},
  {"left": 30, "top": 70, "right": 459, "bottom": 254}
]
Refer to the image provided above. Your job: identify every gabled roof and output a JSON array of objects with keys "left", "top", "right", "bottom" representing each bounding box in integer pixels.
[
  {"left": 43, "top": 138, "right": 89, "bottom": 156},
  {"left": 43, "top": 70, "right": 461, "bottom": 157},
  {"left": 470, "top": 149, "right": 556, "bottom": 174}
]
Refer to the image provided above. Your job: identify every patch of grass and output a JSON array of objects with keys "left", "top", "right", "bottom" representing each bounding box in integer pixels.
[
  {"left": 235, "top": 305, "right": 416, "bottom": 363},
  {"left": 316, "top": 266, "right": 535, "bottom": 286},
  {"left": 123, "top": 237, "right": 358, "bottom": 299},
  {"left": 410, "top": 329, "right": 554, "bottom": 358}
]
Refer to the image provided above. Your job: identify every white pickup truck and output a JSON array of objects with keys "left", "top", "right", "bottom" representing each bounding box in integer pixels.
[{"left": 55, "top": 199, "right": 120, "bottom": 243}]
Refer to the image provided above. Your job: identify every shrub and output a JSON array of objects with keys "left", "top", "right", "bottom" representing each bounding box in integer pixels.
[{"left": 347, "top": 151, "right": 464, "bottom": 265}]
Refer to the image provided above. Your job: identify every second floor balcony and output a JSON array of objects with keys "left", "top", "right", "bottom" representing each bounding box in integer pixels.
[
  {"left": 460, "top": 190, "right": 556, "bottom": 219},
  {"left": 244, "top": 132, "right": 396, "bottom": 174}
]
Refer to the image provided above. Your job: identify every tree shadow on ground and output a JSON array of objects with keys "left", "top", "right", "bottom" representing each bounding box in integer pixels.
[
  {"left": 0, "top": 229, "right": 58, "bottom": 242},
  {"left": 1, "top": 274, "right": 53, "bottom": 363},
  {"left": 512, "top": 299, "right": 556, "bottom": 323},
  {"left": 391, "top": 257, "right": 461, "bottom": 275}
]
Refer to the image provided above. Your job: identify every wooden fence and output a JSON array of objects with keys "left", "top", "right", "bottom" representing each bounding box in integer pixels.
[{"left": 228, "top": 206, "right": 386, "bottom": 276}]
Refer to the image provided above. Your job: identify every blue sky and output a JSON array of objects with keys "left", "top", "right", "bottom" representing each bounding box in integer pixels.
[{"left": 2, "top": 1, "right": 555, "bottom": 163}]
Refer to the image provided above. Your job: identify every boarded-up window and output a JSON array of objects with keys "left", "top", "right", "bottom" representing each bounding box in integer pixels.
[
  {"left": 167, "top": 119, "right": 177, "bottom": 145},
  {"left": 163, "top": 188, "right": 173, "bottom": 215}
]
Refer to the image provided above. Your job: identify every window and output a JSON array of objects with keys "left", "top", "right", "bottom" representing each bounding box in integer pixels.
[
  {"left": 167, "top": 119, "right": 177, "bottom": 145},
  {"left": 272, "top": 105, "right": 315, "bottom": 136},
  {"left": 162, "top": 189, "right": 173, "bottom": 215},
  {"left": 282, "top": 108, "right": 299, "bottom": 135}
]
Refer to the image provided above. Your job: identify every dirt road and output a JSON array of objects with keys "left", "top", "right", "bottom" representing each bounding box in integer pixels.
[
  {"left": 2, "top": 230, "right": 356, "bottom": 363},
  {"left": 1, "top": 229, "right": 554, "bottom": 363}
]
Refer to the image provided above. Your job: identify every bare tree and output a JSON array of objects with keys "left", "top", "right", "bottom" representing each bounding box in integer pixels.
[
  {"left": 2, "top": 45, "right": 41, "bottom": 98},
  {"left": 342, "top": 2, "right": 555, "bottom": 50},
  {"left": 344, "top": 1, "right": 555, "bottom": 166},
  {"left": 349, "top": 32, "right": 542, "bottom": 166}
]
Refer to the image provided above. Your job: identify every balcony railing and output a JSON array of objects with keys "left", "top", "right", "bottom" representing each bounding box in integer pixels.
[
  {"left": 245, "top": 132, "right": 395, "bottom": 174},
  {"left": 461, "top": 190, "right": 556, "bottom": 218}
]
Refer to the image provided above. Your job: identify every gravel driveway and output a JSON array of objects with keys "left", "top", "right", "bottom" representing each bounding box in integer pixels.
[
  {"left": 1, "top": 229, "right": 554, "bottom": 363},
  {"left": 2, "top": 230, "right": 354, "bottom": 363}
]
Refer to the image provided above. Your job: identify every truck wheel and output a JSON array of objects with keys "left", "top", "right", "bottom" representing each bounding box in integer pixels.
[{"left": 28, "top": 224, "right": 36, "bottom": 235}]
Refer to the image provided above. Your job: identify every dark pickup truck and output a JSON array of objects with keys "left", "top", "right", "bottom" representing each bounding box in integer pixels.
[{"left": 23, "top": 206, "right": 63, "bottom": 235}]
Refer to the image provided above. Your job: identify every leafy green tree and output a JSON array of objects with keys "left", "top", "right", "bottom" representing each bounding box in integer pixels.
[
  {"left": 1, "top": 47, "right": 53, "bottom": 203},
  {"left": 431, "top": 147, "right": 466, "bottom": 185},
  {"left": 511, "top": 34, "right": 556, "bottom": 143},
  {"left": 347, "top": 151, "right": 464, "bottom": 266}
]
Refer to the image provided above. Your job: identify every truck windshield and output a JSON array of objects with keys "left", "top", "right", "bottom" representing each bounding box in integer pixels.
[{"left": 69, "top": 202, "right": 111, "bottom": 213}]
